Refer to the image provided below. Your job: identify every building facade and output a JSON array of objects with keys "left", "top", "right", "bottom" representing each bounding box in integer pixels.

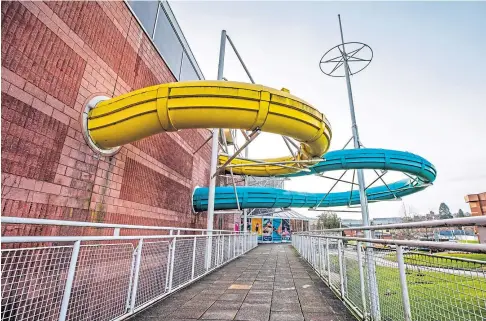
[
  {"left": 1, "top": 1, "right": 237, "bottom": 236},
  {"left": 465, "top": 192, "right": 486, "bottom": 243}
]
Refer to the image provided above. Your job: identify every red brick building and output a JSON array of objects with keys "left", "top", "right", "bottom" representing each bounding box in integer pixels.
[
  {"left": 1, "top": 1, "right": 236, "bottom": 235},
  {"left": 465, "top": 192, "right": 486, "bottom": 243}
]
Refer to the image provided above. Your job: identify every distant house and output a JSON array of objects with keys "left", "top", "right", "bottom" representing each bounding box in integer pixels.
[{"left": 341, "top": 219, "right": 363, "bottom": 237}]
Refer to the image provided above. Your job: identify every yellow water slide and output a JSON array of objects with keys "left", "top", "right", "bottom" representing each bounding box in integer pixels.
[{"left": 88, "top": 81, "right": 332, "bottom": 176}]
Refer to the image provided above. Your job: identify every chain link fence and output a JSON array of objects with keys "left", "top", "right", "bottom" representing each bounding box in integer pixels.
[
  {"left": 1, "top": 222, "right": 258, "bottom": 321},
  {"left": 293, "top": 229, "right": 486, "bottom": 321}
]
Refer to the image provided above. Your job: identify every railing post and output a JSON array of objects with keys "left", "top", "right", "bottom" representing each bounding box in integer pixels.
[
  {"left": 326, "top": 238, "right": 331, "bottom": 284},
  {"left": 168, "top": 233, "right": 178, "bottom": 291},
  {"left": 191, "top": 236, "right": 197, "bottom": 279},
  {"left": 58, "top": 240, "right": 81, "bottom": 321},
  {"left": 357, "top": 242, "right": 368, "bottom": 319},
  {"left": 113, "top": 228, "right": 120, "bottom": 236},
  {"left": 130, "top": 239, "right": 143, "bottom": 312},
  {"left": 221, "top": 234, "right": 225, "bottom": 263},
  {"left": 227, "top": 234, "right": 231, "bottom": 260},
  {"left": 338, "top": 239, "right": 345, "bottom": 298},
  {"left": 318, "top": 237, "right": 322, "bottom": 274},
  {"left": 397, "top": 245, "right": 412, "bottom": 321}
]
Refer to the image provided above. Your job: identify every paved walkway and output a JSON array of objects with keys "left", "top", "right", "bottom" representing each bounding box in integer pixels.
[{"left": 130, "top": 244, "right": 355, "bottom": 321}]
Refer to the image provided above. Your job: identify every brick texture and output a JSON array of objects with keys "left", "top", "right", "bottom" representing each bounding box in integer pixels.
[
  {"left": 2, "top": 93, "right": 68, "bottom": 182},
  {"left": 133, "top": 133, "right": 194, "bottom": 180},
  {"left": 120, "top": 158, "right": 191, "bottom": 213},
  {"left": 1, "top": 0, "right": 236, "bottom": 237},
  {"left": 1, "top": 1, "right": 86, "bottom": 107}
]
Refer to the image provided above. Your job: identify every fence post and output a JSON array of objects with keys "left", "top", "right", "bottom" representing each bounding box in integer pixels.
[
  {"left": 228, "top": 235, "right": 231, "bottom": 260},
  {"left": 58, "top": 240, "right": 81, "bottom": 321},
  {"left": 326, "top": 238, "right": 331, "bottom": 284},
  {"left": 191, "top": 236, "right": 197, "bottom": 279},
  {"left": 221, "top": 235, "right": 225, "bottom": 263},
  {"left": 130, "top": 239, "right": 144, "bottom": 312},
  {"left": 318, "top": 237, "right": 322, "bottom": 274},
  {"left": 168, "top": 233, "right": 178, "bottom": 291},
  {"left": 338, "top": 239, "right": 345, "bottom": 299},
  {"left": 357, "top": 242, "right": 368, "bottom": 319},
  {"left": 397, "top": 245, "right": 412, "bottom": 321}
]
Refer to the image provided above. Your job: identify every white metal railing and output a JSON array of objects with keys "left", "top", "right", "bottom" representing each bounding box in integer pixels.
[
  {"left": 1, "top": 218, "right": 258, "bottom": 321},
  {"left": 1, "top": 216, "right": 242, "bottom": 235},
  {"left": 293, "top": 217, "right": 486, "bottom": 321}
]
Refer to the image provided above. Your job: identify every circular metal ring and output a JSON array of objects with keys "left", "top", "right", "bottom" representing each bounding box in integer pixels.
[
  {"left": 82, "top": 96, "right": 122, "bottom": 156},
  {"left": 319, "top": 42, "right": 373, "bottom": 77}
]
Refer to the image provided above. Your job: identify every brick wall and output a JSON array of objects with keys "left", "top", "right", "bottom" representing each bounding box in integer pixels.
[{"left": 1, "top": 1, "right": 236, "bottom": 235}]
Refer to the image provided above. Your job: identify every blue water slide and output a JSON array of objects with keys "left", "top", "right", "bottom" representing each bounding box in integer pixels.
[{"left": 192, "top": 148, "right": 436, "bottom": 212}]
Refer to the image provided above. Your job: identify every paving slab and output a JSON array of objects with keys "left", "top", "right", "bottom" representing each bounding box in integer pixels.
[{"left": 130, "top": 244, "right": 355, "bottom": 321}]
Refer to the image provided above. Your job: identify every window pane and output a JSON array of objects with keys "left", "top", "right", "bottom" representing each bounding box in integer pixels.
[
  {"left": 153, "top": 6, "right": 183, "bottom": 79},
  {"left": 128, "top": 0, "right": 159, "bottom": 36},
  {"left": 180, "top": 53, "right": 200, "bottom": 81}
]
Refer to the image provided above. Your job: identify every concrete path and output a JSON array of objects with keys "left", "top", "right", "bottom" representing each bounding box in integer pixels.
[{"left": 130, "top": 244, "right": 355, "bottom": 321}]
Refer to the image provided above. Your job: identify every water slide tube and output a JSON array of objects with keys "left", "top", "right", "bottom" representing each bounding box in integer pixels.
[{"left": 86, "top": 81, "right": 436, "bottom": 213}]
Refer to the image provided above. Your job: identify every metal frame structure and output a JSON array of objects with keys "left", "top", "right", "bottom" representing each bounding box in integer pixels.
[
  {"left": 319, "top": 14, "right": 382, "bottom": 318},
  {"left": 1, "top": 218, "right": 258, "bottom": 321},
  {"left": 293, "top": 216, "right": 486, "bottom": 321}
]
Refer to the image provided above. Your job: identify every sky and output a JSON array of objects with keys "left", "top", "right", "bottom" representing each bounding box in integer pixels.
[{"left": 170, "top": 1, "right": 486, "bottom": 219}]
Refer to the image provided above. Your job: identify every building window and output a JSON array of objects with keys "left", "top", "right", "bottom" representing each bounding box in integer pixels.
[
  {"left": 127, "top": 0, "right": 202, "bottom": 81},
  {"left": 180, "top": 52, "right": 199, "bottom": 81},
  {"left": 153, "top": 4, "right": 184, "bottom": 79},
  {"left": 128, "top": 0, "right": 159, "bottom": 37}
]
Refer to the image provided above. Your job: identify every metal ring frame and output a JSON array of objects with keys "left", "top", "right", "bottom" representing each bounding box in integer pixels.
[
  {"left": 82, "top": 96, "right": 122, "bottom": 156},
  {"left": 319, "top": 42, "right": 373, "bottom": 77}
]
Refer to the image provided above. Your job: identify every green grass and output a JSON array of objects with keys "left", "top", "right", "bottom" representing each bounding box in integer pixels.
[
  {"left": 385, "top": 252, "right": 486, "bottom": 271},
  {"left": 457, "top": 240, "right": 480, "bottom": 244},
  {"left": 437, "top": 252, "right": 486, "bottom": 261},
  {"left": 342, "top": 257, "right": 486, "bottom": 321}
]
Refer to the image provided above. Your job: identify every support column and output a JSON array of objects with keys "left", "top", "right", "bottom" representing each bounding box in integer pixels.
[{"left": 206, "top": 30, "right": 226, "bottom": 269}]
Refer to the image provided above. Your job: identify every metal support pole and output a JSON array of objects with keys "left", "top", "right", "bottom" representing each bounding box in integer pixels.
[
  {"left": 397, "top": 246, "right": 412, "bottom": 321},
  {"left": 206, "top": 29, "right": 226, "bottom": 269},
  {"left": 338, "top": 14, "right": 380, "bottom": 319},
  {"left": 59, "top": 240, "right": 81, "bottom": 321},
  {"left": 191, "top": 236, "right": 197, "bottom": 279},
  {"left": 130, "top": 239, "right": 143, "bottom": 312},
  {"left": 338, "top": 240, "right": 345, "bottom": 298},
  {"left": 357, "top": 242, "right": 368, "bottom": 318}
]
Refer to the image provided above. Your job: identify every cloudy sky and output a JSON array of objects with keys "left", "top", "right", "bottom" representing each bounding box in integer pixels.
[{"left": 170, "top": 1, "right": 486, "bottom": 219}]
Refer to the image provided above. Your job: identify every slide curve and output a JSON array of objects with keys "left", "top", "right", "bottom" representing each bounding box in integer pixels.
[
  {"left": 193, "top": 148, "right": 436, "bottom": 211},
  {"left": 85, "top": 81, "right": 436, "bottom": 213}
]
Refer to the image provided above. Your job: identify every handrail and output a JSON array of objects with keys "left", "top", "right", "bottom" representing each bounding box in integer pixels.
[
  {"left": 0, "top": 216, "right": 237, "bottom": 233},
  {"left": 1, "top": 232, "right": 255, "bottom": 243},
  {"left": 296, "top": 234, "right": 486, "bottom": 253},
  {"left": 307, "top": 216, "right": 486, "bottom": 233}
]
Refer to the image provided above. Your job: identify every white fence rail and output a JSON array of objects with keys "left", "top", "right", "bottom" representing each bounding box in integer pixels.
[
  {"left": 293, "top": 217, "right": 486, "bottom": 321},
  {"left": 1, "top": 219, "right": 258, "bottom": 321}
]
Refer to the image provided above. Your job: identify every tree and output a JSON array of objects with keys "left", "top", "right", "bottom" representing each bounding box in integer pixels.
[
  {"left": 316, "top": 212, "right": 341, "bottom": 230},
  {"left": 457, "top": 209, "right": 465, "bottom": 218},
  {"left": 439, "top": 202, "right": 453, "bottom": 219}
]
